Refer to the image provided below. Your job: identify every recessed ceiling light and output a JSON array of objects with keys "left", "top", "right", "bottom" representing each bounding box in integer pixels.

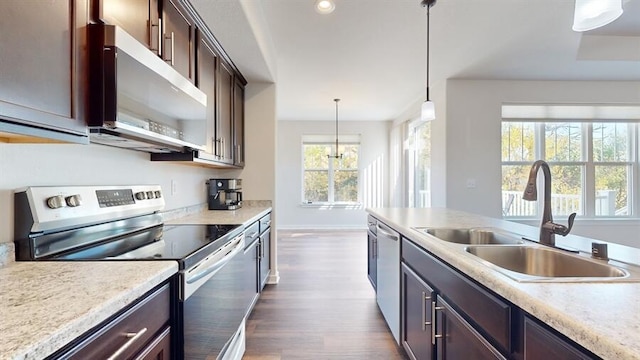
[{"left": 315, "top": 0, "right": 335, "bottom": 14}]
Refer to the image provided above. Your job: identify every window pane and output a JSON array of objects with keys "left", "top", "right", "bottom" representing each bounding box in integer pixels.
[
  {"left": 595, "top": 165, "right": 629, "bottom": 216},
  {"left": 501, "top": 122, "right": 535, "bottom": 161},
  {"left": 415, "top": 123, "right": 431, "bottom": 207},
  {"left": 545, "top": 123, "right": 582, "bottom": 161},
  {"left": 550, "top": 165, "right": 583, "bottom": 216},
  {"left": 337, "top": 144, "right": 358, "bottom": 169},
  {"left": 334, "top": 170, "right": 358, "bottom": 202},
  {"left": 501, "top": 165, "right": 534, "bottom": 216},
  {"left": 304, "top": 170, "right": 328, "bottom": 202},
  {"left": 304, "top": 145, "right": 330, "bottom": 169},
  {"left": 593, "top": 123, "right": 629, "bottom": 162}
]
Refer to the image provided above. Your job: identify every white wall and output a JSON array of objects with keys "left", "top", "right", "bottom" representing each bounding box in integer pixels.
[
  {"left": 439, "top": 79, "right": 640, "bottom": 246},
  {"left": 0, "top": 83, "right": 279, "bottom": 245},
  {"left": 0, "top": 143, "right": 237, "bottom": 244},
  {"left": 276, "top": 120, "right": 389, "bottom": 229}
]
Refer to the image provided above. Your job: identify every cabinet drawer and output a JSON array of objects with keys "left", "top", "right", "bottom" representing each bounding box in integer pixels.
[
  {"left": 66, "top": 284, "right": 171, "bottom": 359},
  {"left": 259, "top": 213, "right": 271, "bottom": 233},
  {"left": 402, "top": 239, "right": 512, "bottom": 354},
  {"left": 245, "top": 221, "right": 260, "bottom": 244}
]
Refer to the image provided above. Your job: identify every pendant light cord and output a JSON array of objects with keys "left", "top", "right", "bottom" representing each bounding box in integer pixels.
[
  {"left": 426, "top": 3, "right": 430, "bottom": 102},
  {"left": 335, "top": 99, "right": 339, "bottom": 155}
]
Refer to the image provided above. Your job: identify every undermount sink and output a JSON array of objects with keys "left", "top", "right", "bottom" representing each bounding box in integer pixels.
[
  {"left": 465, "top": 245, "right": 629, "bottom": 281},
  {"left": 417, "top": 228, "right": 524, "bottom": 245}
]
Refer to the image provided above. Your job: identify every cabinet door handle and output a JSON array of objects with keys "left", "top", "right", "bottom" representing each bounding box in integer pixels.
[
  {"left": 431, "top": 301, "right": 444, "bottom": 345},
  {"left": 149, "top": 19, "right": 160, "bottom": 54},
  {"left": 106, "top": 327, "right": 148, "bottom": 360},
  {"left": 260, "top": 238, "right": 265, "bottom": 259},
  {"left": 421, "top": 291, "right": 432, "bottom": 331},
  {"left": 164, "top": 31, "right": 175, "bottom": 66},
  {"left": 157, "top": 18, "right": 163, "bottom": 55}
]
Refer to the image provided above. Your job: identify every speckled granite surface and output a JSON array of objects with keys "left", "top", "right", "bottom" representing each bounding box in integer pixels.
[
  {"left": 165, "top": 205, "right": 271, "bottom": 226},
  {"left": 0, "top": 261, "right": 177, "bottom": 360},
  {"left": 368, "top": 207, "right": 640, "bottom": 360}
]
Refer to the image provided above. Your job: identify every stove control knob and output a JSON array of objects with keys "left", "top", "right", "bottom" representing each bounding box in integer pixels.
[
  {"left": 154, "top": 190, "right": 162, "bottom": 199},
  {"left": 65, "top": 194, "right": 82, "bottom": 207},
  {"left": 135, "top": 191, "right": 146, "bottom": 200},
  {"left": 146, "top": 191, "right": 155, "bottom": 199},
  {"left": 46, "top": 195, "right": 66, "bottom": 209}
]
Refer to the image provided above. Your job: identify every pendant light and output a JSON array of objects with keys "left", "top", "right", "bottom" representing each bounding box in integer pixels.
[
  {"left": 572, "top": 0, "right": 623, "bottom": 32},
  {"left": 421, "top": 0, "right": 436, "bottom": 121},
  {"left": 328, "top": 98, "right": 343, "bottom": 159}
]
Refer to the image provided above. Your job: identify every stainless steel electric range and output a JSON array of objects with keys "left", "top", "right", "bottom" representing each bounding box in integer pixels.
[{"left": 14, "top": 185, "right": 249, "bottom": 360}]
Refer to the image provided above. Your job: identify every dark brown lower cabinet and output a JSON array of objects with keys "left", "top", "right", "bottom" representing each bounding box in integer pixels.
[
  {"left": 523, "top": 317, "right": 594, "bottom": 360},
  {"left": 367, "top": 229, "right": 378, "bottom": 289},
  {"left": 259, "top": 229, "right": 271, "bottom": 290},
  {"left": 134, "top": 326, "right": 171, "bottom": 360},
  {"left": 436, "top": 296, "right": 505, "bottom": 360},
  {"left": 400, "top": 237, "right": 601, "bottom": 360},
  {"left": 51, "top": 283, "right": 173, "bottom": 359},
  {"left": 402, "top": 264, "right": 434, "bottom": 360}
]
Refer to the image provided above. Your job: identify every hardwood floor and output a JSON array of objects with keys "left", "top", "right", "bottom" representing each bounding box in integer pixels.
[{"left": 243, "top": 230, "right": 407, "bottom": 360}]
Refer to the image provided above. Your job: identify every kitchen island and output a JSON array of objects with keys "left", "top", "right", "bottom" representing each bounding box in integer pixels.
[{"left": 368, "top": 207, "right": 640, "bottom": 360}]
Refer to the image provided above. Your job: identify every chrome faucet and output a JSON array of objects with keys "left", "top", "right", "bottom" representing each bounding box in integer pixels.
[{"left": 522, "top": 160, "right": 576, "bottom": 246}]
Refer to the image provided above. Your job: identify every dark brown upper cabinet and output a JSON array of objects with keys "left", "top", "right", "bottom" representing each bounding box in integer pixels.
[
  {"left": 100, "top": 0, "right": 193, "bottom": 82},
  {"left": 0, "top": 0, "right": 88, "bottom": 144},
  {"left": 233, "top": 77, "right": 245, "bottom": 167},
  {"left": 196, "top": 32, "right": 219, "bottom": 157},
  {"left": 217, "top": 59, "right": 235, "bottom": 164},
  {"left": 101, "top": 0, "right": 160, "bottom": 55},
  {"left": 161, "top": 0, "right": 194, "bottom": 82}
]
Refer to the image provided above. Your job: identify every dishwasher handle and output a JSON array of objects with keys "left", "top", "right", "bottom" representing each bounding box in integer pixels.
[{"left": 377, "top": 223, "right": 399, "bottom": 241}]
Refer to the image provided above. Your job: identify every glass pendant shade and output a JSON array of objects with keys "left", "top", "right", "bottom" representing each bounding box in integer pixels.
[
  {"left": 572, "top": 0, "right": 623, "bottom": 32},
  {"left": 421, "top": 100, "right": 435, "bottom": 121}
]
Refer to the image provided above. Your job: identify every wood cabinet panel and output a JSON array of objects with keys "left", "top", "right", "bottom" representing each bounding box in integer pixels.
[
  {"left": 402, "top": 238, "right": 512, "bottom": 353},
  {"left": 436, "top": 296, "right": 506, "bottom": 360},
  {"left": 102, "top": 0, "right": 160, "bottom": 52},
  {"left": 63, "top": 284, "right": 171, "bottom": 359},
  {"left": 368, "top": 230, "right": 378, "bottom": 289},
  {"left": 233, "top": 77, "right": 245, "bottom": 167},
  {"left": 0, "top": 0, "right": 88, "bottom": 140},
  {"left": 162, "top": 0, "right": 193, "bottom": 81},
  {"left": 133, "top": 326, "right": 171, "bottom": 360},
  {"left": 196, "top": 34, "right": 218, "bottom": 156},
  {"left": 259, "top": 230, "right": 271, "bottom": 290},
  {"left": 523, "top": 317, "right": 594, "bottom": 360},
  {"left": 217, "top": 59, "right": 234, "bottom": 163},
  {"left": 402, "top": 264, "right": 434, "bottom": 360}
]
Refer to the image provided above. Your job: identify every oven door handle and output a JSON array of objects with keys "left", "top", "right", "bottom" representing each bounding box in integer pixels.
[{"left": 186, "top": 235, "right": 244, "bottom": 285}]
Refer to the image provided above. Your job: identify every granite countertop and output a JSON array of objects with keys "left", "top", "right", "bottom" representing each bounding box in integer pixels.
[
  {"left": 367, "top": 207, "right": 640, "bottom": 360},
  {"left": 0, "top": 260, "right": 177, "bottom": 360},
  {"left": 165, "top": 206, "right": 271, "bottom": 226}
]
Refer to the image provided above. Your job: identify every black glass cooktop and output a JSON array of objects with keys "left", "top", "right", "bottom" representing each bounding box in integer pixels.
[{"left": 50, "top": 224, "right": 241, "bottom": 270}]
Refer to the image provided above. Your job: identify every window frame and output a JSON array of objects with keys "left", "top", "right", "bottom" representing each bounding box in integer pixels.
[
  {"left": 501, "top": 121, "right": 638, "bottom": 219},
  {"left": 301, "top": 136, "right": 361, "bottom": 206}
]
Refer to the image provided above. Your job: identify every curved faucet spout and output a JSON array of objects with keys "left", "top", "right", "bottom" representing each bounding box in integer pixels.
[{"left": 522, "top": 160, "right": 575, "bottom": 246}]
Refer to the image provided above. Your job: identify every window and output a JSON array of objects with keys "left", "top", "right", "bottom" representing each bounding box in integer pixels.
[
  {"left": 302, "top": 135, "right": 360, "bottom": 204},
  {"left": 407, "top": 120, "right": 432, "bottom": 208},
  {"left": 501, "top": 121, "right": 637, "bottom": 218}
]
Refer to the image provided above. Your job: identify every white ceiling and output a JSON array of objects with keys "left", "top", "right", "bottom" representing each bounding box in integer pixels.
[{"left": 192, "top": 0, "right": 640, "bottom": 122}]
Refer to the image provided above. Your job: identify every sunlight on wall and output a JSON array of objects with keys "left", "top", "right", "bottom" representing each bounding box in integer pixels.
[
  {"left": 388, "top": 123, "right": 404, "bottom": 207},
  {"left": 363, "top": 154, "right": 384, "bottom": 208}
]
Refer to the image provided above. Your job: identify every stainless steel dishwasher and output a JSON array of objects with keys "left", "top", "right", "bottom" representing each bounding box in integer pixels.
[{"left": 376, "top": 221, "right": 400, "bottom": 344}]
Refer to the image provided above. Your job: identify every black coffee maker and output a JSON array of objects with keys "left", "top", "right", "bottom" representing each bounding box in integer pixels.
[{"left": 207, "top": 179, "right": 243, "bottom": 210}]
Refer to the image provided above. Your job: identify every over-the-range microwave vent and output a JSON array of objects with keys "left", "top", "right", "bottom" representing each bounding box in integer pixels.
[{"left": 87, "top": 23, "right": 207, "bottom": 153}]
